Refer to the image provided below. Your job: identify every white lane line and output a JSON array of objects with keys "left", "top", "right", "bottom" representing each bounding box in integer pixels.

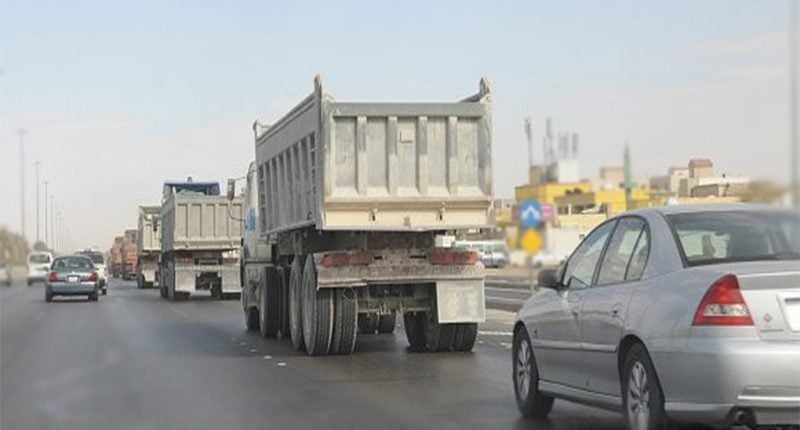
[
  {"left": 169, "top": 307, "right": 189, "bottom": 318},
  {"left": 478, "top": 330, "right": 513, "bottom": 336}
]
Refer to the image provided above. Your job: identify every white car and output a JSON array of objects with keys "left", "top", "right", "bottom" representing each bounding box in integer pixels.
[
  {"left": 77, "top": 250, "right": 108, "bottom": 295},
  {"left": 531, "top": 249, "right": 567, "bottom": 268},
  {"left": 27, "top": 252, "right": 53, "bottom": 286},
  {"left": 0, "top": 262, "right": 11, "bottom": 287}
]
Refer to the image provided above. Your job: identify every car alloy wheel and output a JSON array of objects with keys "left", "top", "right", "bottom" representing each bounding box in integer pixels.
[
  {"left": 627, "top": 361, "right": 651, "bottom": 430},
  {"left": 516, "top": 337, "right": 532, "bottom": 401}
]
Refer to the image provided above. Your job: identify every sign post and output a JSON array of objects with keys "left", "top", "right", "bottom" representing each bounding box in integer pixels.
[{"left": 518, "top": 199, "right": 543, "bottom": 293}]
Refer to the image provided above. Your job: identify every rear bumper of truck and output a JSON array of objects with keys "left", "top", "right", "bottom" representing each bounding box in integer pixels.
[
  {"left": 174, "top": 263, "right": 240, "bottom": 294},
  {"left": 314, "top": 255, "right": 485, "bottom": 323}
]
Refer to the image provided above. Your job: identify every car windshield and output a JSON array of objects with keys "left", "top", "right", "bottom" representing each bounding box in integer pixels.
[
  {"left": 28, "top": 254, "right": 51, "bottom": 264},
  {"left": 667, "top": 210, "right": 800, "bottom": 266},
  {"left": 52, "top": 257, "right": 95, "bottom": 272}
]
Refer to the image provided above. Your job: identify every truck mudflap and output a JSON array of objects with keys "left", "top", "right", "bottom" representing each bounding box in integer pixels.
[
  {"left": 174, "top": 264, "right": 241, "bottom": 294},
  {"left": 435, "top": 280, "right": 485, "bottom": 323}
]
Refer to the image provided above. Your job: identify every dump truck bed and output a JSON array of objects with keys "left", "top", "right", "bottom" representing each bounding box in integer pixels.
[
  {"left": 254, "top": 76, "right": 493, "bottom": 235},
  {"left": 160, "top": 194, "right": 244, "bottom": 252}
]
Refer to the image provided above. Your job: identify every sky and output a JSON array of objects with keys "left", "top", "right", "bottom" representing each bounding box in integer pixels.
[{"left": 0, "top": 0, "right": 797, "bottom": 249}]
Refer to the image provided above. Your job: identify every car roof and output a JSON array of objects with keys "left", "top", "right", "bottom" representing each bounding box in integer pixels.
[{"left": 622, "top": 202, "right": 795, "bottom": 218}]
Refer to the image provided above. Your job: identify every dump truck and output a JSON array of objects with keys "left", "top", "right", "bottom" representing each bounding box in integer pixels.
[
  {"left": 110, "top": 237, "right": 124, "bottom": 278},
  {"left": 121, "top": 229, "right": 138, "bottom": 280},
  {"left": 137, "top": 206, "right": 161, "bottom": 289},
  {"left": 159, "top": 180, "right": 244, "bottom": 300},
  {"left": 235, "top": 76, "right": 492, "bottom": 356}
]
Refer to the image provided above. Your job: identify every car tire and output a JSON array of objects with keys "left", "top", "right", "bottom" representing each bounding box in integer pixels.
[
  {"left": 102, "top": 288, "right": 107, "bottom": 295},
  {"left": 89, "top": 292, "right": 99, "bottom": 302},
  {"left": 622, "top": 343, "right": 668, "bottom": 430},
  {"left": 377, "top": 313, "right": 397, "bottom": 334},
  {"left": 45, "top": 289, "right": 53, "bottom": 303},
  {"left": 27, "top": 280, "right": 33, "bottom": 287},
  {"left": 513, "top": 325, "right": 554, "bottom": 418}
]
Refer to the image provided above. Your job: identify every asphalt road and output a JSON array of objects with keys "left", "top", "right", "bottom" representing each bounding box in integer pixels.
[{"left": 1, "top": 277, "right": 622, "bottom": 430}]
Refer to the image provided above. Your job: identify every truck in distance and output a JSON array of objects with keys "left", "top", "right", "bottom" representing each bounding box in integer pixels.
[
  {"left": 121, "top": 229, "right": 138, "bottom": 280},
  {"left": 137, "top": 206, "right": 161, "bottom": 289},
  {"left": 159, "top": 179, "right": 244, "bottom": 301},
  {"left": 236, "top": 75, "right": 492, "bottom": 356}
]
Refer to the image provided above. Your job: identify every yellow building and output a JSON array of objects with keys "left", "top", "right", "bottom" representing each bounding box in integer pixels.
[
  {"left": 515, "top": 182, "right": 593, "bottom": 205},
  {"left": 554, "top": 188, "right": 651, "bottom": 216}
]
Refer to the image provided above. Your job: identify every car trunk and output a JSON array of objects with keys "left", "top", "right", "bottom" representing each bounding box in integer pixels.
[{"left": 727, "top": 261, "right": 800, "bottom": 342}]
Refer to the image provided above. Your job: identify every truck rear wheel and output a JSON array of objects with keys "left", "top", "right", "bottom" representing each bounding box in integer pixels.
[
  {"left": 330, "top": 288, "right": 358, "bottom": 354},
  {"left": 244, "top": 306, "right": 259, "bottom": 331},
  {"left": 358, "top": 314, "right": 379, "bottom": 335},
  {"left": 423, "top": 312, "right": 456, "bottom": 352},
  {"left": 451, "top": 323, "right": 478, "bottom": 352},
  {"left": 278, "top": 266, "right": 291, "bottom": 338},
  {"left": 403, "top": 312, "right": 427, "bottom": 351},
  {"left": 289, "top": 257, "right": 305, "bottom": 351},
  {"left": 301, "top": 257, "right": 332, "bottom": 356},
  {"left": 259, "top": 266, "right": 280, "bottom": 338},
  {"left": 378, "top": 313, "right": 397, "bottom": 334}
]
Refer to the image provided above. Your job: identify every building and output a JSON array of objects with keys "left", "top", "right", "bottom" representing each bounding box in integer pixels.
[
  {"left": 650, "top": 166, "right": 690, "bottom": 196},
  {"left": 649, "top": 159, "right": 749, "bottom": 199},
  {"left": 554, "top": 188, "right": 650, "bottom": 216},
  {"left": 516, "top": 181, "right": 593, "bottom": 206},
  {"left": 594, "top": 166, "right": 625, "bottom": 191}
]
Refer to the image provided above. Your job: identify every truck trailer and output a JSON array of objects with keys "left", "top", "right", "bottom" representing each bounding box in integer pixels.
[
  {"left": 110, "top": 237, "right": 123, "bottom": 278},
  {"left": 159, "top": 180, "right": 244, "bottom": 300},
  {"left": 137, "top": 206, "right": 161, "bottom": 289},
  {"left": 237, "top": 76, "right": 492, "bottom": 356},
  {"left": 121, "top": 229, "right": 138, "bottom": 280}
]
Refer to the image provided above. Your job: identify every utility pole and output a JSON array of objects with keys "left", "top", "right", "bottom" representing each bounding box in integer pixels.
[
  {"left": 18, "top": 128, "right": 26, "bottom": 239},
  {"left": 791, "top": 0, "right": 799, "bottom": 207},
  {"left": 35, "top": 161, "right": 41, "bottom": 242},
  {"left": 624, "top": 144, "right": 633, "bottom": 211},
  {"left": 44, "top": 181, "right": 49, "bottom": 246}
]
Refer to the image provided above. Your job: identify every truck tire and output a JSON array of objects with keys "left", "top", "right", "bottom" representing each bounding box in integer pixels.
[
  {"left": 259, "top": 266, "right": 280, "bottom": 338},
  {"left": 451, "top": 323, "right": 478, "bottom": 352},
  {"left": 278, "top": 266, "right": 291, "bottom": 338},
  {"left": 160, "top": 285, "right": 167, "bottom": 299},
  {"left": 403, "top": 312, "right": 427, "bottom": 351},
  {"left": 244, "top": 306, "right": 259, "bottom": 331},
  {"left": 358, "top": 314, "right": 379, "bottom": 335},
  {"left": 330, "top": 288, "right": 358, "bottom": 354},
  {"left": 136, "top": 275, "right": 143, "bottom": 289},
  {"left": 301, "top": 257, "right": 332, "bottom": 356},
  {"left": 377, "top": 313, "right": 397, "bottom": 334},
  {"left": 423, "top": 312, "right": 456, "bottom": 352},
  {"left": 289, "top": 257, "right": 305, "bottom": 351}
]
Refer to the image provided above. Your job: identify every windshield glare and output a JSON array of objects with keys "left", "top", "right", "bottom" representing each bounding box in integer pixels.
[{"left": 668, "top": 210, "right": 800, "bottom": 266}]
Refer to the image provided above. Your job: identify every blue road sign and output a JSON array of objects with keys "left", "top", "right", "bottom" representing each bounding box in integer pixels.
[{"left": 518, "top": 199, "right": 543, "bottom": 229}]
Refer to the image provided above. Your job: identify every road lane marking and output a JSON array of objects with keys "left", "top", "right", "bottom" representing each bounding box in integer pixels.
[{"left": 479, "top": 330, "right": 513, "bottom": 337}]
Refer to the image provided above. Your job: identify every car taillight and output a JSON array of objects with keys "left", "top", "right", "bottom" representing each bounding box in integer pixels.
[
  {"left": 48, "top": 272, "right": 58, "bottom": 282},
  {"left": 692, "top": 274, "right": 753, "bottom": 326},
  {"left": 429, "top": 250, "right": 480, "bottom": 265},
  {"left": 89, "top": 271, "right": 98, "bottom": 282},
  {"left": 320, "top": 252, "right": 373, "bottom": 267}
]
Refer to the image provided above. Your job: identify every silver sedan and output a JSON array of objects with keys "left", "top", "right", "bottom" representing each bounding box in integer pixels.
[
  {"left": 513, "top": 204, "right": 800, "bottom": 429},
  {"left": 45, "top": 255, "right": 101, "bottom": 302}
]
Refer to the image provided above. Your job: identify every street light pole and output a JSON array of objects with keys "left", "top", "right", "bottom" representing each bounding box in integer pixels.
[
  {"left": 18, "top": 128, "right": 26, "bottom": 239},
  {"left": 44, "top": 181, "right": 49, "bottom": 246},
  {"left": 35, "top": 161, "right": 41, "bottom": 242},
  {"left": 791, "top": 0, "right": 799, "bottom": 208}
]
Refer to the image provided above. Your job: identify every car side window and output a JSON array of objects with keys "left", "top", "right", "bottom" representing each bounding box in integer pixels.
[
  {"left": 597, "top": 217, "right": 647, "bottom": 285},
  {"left": 626, "top": 226, "right": 649, "bottom": 281},
  {"left": 563, "top": 221, "right": 616, "bottom": 290}
]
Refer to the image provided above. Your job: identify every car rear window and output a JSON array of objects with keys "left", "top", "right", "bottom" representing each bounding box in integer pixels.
[
  {"left": 52, "top": 257, "right": 94, "bottom": 271},
  {"left": 667, "top": 210, "right": 800, "bottom": 266},
  {"left": 79, "top": 252, "right": 104, "bottom": 264}
]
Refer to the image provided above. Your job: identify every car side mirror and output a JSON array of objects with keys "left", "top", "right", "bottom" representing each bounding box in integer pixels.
[
  {"left": 537, "top": 268, "right": 562, "bottom": 290},
  {"left": 226, "top": 179, "right": 236, "bottom": 201}
]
